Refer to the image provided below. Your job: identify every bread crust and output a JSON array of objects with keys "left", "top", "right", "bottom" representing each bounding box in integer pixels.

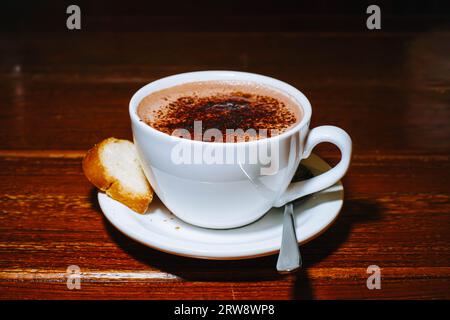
[{"left": 82, "top": 138, "right": 153, "bottom": 213}]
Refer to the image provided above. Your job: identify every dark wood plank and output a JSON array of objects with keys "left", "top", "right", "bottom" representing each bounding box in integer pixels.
[
  {"left": 1, "top": 32, "right": 449, "bottom": 152},
  {"left": 0, "top": 153, "right": 448, "bottom": 299},
  {"left": 1, "top": 13, "right": 449, "bottom": 299}
]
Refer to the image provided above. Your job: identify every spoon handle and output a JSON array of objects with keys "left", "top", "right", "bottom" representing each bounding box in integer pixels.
[{"left": 276, "top": 203, "right": 302, "bottom": 273}]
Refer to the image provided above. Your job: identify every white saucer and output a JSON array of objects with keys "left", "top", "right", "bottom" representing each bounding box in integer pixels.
[{"left": 98, "top": 154, "right": 344, "bottom": 260}]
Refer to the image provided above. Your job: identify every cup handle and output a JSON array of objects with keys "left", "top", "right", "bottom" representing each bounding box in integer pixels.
[{"left": 274, "top": 125, "right": 352, "bottom": 207}]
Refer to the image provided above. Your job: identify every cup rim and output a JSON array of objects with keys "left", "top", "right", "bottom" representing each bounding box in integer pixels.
[{"left": 129, "top": 70, "right": 312, "bottom": 146}]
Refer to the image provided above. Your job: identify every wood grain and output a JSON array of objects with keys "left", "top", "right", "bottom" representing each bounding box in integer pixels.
[
  {"left": 1, "top": 32, "right": 449, "bottom": 152},
  {"left": 0, "top": 15, "right": 449, "bottom": 299},
  {"left": 0, "top": 152, "right": 448, "bottom": 299}
]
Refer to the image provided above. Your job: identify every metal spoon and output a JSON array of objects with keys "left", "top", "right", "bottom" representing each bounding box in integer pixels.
[
  {"left": 276, "top": 202, "right": 301, "bottom": 273},
  {"left": 275, "top": 164, "right": 312, "bottom": 273}
]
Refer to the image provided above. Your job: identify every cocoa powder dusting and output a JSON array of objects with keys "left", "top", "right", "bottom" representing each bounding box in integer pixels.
[{"left": 145, "top": 91, "right": 298, "bottom": 142}]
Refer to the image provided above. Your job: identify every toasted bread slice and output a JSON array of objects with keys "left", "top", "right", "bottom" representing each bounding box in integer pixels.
[{"left": 83, "top": 138, "right": 153, "bottom": 213}]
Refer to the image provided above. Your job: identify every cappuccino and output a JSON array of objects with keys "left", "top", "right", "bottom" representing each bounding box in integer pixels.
[{"left": 137, "top": 80, "right": 302, "bottom": 142}]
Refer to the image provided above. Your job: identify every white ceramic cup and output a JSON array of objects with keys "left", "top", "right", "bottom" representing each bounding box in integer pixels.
[{"left": 130, "top": 71, "right": 352, "bottom": 229}]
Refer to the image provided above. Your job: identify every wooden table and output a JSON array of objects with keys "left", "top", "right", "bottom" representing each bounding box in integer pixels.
[{"left": 1, "top": 17, "right": 449, "bottom": 299}]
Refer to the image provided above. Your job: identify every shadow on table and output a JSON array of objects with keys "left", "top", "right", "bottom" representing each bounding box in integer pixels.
[
  {"left": 292, "top": 198, "right": 382, "bottom": 299},
  {"left": 92, "top": 188, "right": 382, "bottom": 299}
]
